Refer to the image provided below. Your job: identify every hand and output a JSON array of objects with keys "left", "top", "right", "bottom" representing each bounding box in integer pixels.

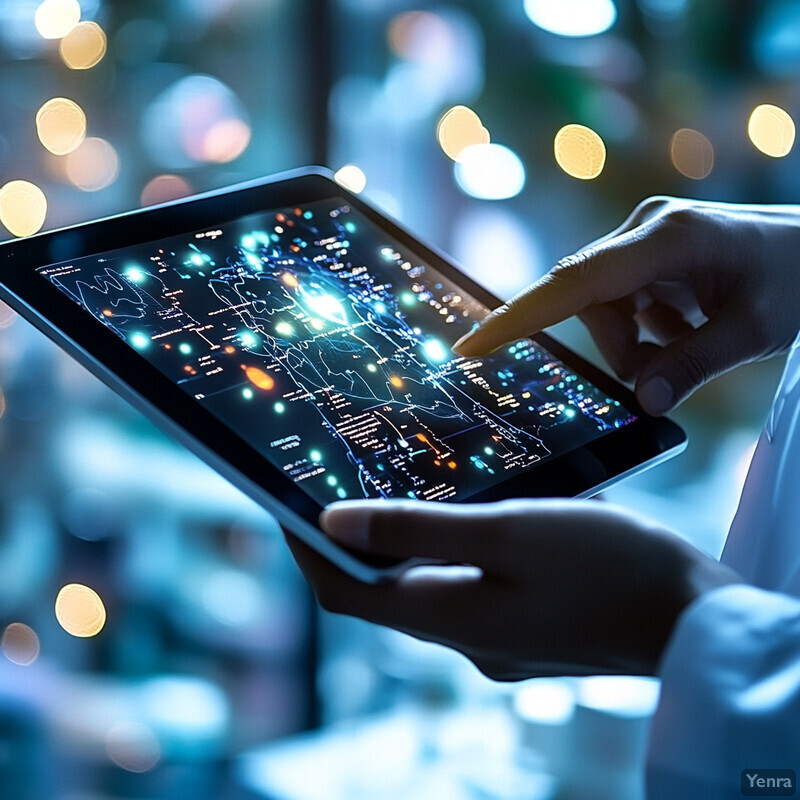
[
  {"left": 286, "top": 499, "right": 741, "bottom": 679},
  {"left": 453, "top": 197, "right": 800, "bottom": 415}
]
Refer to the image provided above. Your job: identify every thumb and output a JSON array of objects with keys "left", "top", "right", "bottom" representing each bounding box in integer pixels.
[{"left": 635, "top": 305, "right": 748, "bottom": 415}]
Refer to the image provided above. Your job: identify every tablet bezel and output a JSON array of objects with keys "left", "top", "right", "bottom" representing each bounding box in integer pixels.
[{"left": 0, "top": 167, "right": 687, "bottom": 581}]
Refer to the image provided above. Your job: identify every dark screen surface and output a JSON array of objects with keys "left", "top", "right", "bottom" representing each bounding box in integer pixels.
[{"left": 38, "top": 196, "right": 637, "bottom": 506}]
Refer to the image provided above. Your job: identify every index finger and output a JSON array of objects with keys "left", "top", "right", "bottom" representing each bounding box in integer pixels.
[{"left": 452, "top": 221, "right": 692, "bottom": 356}]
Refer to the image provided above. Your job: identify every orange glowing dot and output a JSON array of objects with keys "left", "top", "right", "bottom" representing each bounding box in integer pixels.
[
  {"left": 290, "top": 245, "right": 301, "bottom": 253},
  {"left": 102, "top": 309, "right": 112, "bottom": 317},
  {"left": 281, "top": 272, "right": 298, "bottom": 287},
  {"left": 389, "top": 375, "right": 404, "bottom": 388},
  {"left": 245, "top": 366, "right": 275, "bottom": 391},
  {"left": 183, "top": 365, "right": 193, "bottom": 372},
  {"left": 224, "top": 345, "right": 236, "bottom": 354},
  {"left": 434, "top": 459, "right": 441, "bottom": 466},
  {"left": 294, "top": 208, "right": 302, "bottom": 216},
  {"left": 448, "top": 461, "right": 457, "bottom": 470},
  {"left": 164, "top": 344, "right": 172, "bottom": 350},
  {"left": 416, "top": 433, "right": 428, "bottom": 442},
  {"left": 276, "top": 213, "right": 286, "bottom": 222}
]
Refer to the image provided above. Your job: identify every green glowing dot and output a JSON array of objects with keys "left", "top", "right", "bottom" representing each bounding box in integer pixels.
[
  {"left": 326, "top": 475, "right": 337, "bottom": 486},
  {"left": 242, "top": 388, "right": 254, "bottom": 400},
  {"left": 310, "top": 450, "right": 322, "bottom": 463},
  {"left": 484, "top": 447, "right": 493, "bottom": 455},
  {"left": 179, "top": 343, "right": 192, "bottom": 355},
  {"left": 401, "top": 292, "right": 416, "bottom": 306},
  {"left": 344, "top": 222, "right": 356, "bottom": 233},
  {"left": 130, "top": 333, "right": 149, "bottom": 349},
  {"left": 367, "top": 364, "right": 377, "bottom": 373},
  {"left": 275, "top": 322, "right": 294, "bottom": 336},
  {"left": 336, "top": 487, "right": 347, "bottom": 498},
  {"left": 274, "top": 402, "right": 286, "bottom": 414}
]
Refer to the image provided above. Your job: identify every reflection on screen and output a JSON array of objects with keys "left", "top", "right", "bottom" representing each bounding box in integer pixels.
[{"left": 38, "top": 197, "right": 635, "bottom": 503}]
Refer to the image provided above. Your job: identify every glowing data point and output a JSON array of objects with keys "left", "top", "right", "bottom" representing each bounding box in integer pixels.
[
  {"left": 130, "top": 333, "right": 149, "bottom": 349},
  {"left": 274, "top": 402, "right": 285, "bottom": 413},
  {"left": 423, "top": 338, "right": 449, "bottom": 362},
  {"left": 336, "top": 487, "right": 347, "bottom": 498},
  {"left": 310, "top": 450, "right": 322, "bottom": 463},
  {"left": 239, "top": 331, "right": 258, "bottom": 348},
  {"left": 245, "top": 367, "right": 275, "bottom": 391},
  {"left": 242, "top": 388, "right": 254, "bottom": 400},
  {"left": 326, "top": 475, "right": 338, "bottom": 486},
  {"left": 179, "top": 343, "right": 192, "bottom": 355},
  {"left": 367, "top": 364, "right": 378, "bottom": 373},
  {"left": 275, "top": 322, "right": 294, "bottom": 336},
  {"left": 554, "top": 124, "right": 607, "bottom": 180}
]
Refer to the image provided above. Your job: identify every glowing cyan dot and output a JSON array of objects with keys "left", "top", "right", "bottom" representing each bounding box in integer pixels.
[
  {"left": 524, "top": 0, "right": 617, "bottom": 37},
  {"left": 344, "top": 222, "right": 356, "bottom": 233},
  {"left": 454, "top": 144, "right": 526, "bottom": 200},
  {"left": 670, "top": 128, "right": 714, "bottom": 180},
  {"left": 423, "top": 339, "right": 449, "bottom": 362},
  {"left": 36, "top": 97, "right": 86, "bottom": 155},
  {"left": 437, "top": 105, "right": 491, "bottom": 162},
  {"left": 310, "top": 319, "right": 325, "bottom": 331},
  {"left": 326, "top": 475, "right": 338, "bottom": 486},
  {"left": 2, "top": 623, "right": 40, "bottom": 666},
  {"left": 191, "top": 253, "right": 205, "bottom": 266},
  {"left": 336, "top": 487, "right": 347, "bottom": 498},
  {"left": 334, "top": 165, "right": 367, "bottom": 194},
  {"left": 241, "top": 235, "right": 257, "bottom": 250},
  {"left": 35, "top": 0, "right": 81, "bottom": 39},
  {"left": 130, "top": 333, "right": 149, "bottom": 350},
  {"left": 484, "top": 447, "right": 494, "bottom": 455},
  {"left": 401, "top": 292, "right": 416, "bottom": 306},
  {"left": 242, "top": 388, "right": 254, "bottom": 400},
  {"left": 303, "top": 292, "right": 348, "bottom": 325},
  {"left": 179, "top": 343, "right": 192, "bottom": 355},
  {"left": 374, "top": 302, "right": 387, "bottom": 314},
  {"left": 748, "top": 104, "right": 796, "bottom": 158},
  {"left": 125, "top": 268, "right": 145, "bottom": 282},
  {"left": 0, "top": 181, "right": 47, "bottom": 238},
  {"left": 55, "top": 583, "right": 106, "bottom": 638},
  {"left": 275, "top": 322, "right": 294, "bottom": 336},
  {"left": 274, "top": 401, "right": 286, "bottom": 413},
  {"left": 59, "top": 21, "right": 107, "bottom": 69},
  {"left": 310, "top": 450, "right": 322, "bottom": 463},
  {"left": 239, "top": 331, "right": 258, "bottom": 348},
  {"left": 367, "top": 364, "right": 378, "bottom": 373},
  {"left": 554, "top": 124, "right": 607, "bottom": 180}
]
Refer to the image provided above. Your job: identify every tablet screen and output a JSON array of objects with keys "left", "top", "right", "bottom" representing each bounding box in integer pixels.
[{"left": 37, "top": 197, "right": 635, "bottom": 504}]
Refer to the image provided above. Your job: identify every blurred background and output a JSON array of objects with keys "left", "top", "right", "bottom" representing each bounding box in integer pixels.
[{"left": 0, "top": 1, "right": 796, "bottom": 798}]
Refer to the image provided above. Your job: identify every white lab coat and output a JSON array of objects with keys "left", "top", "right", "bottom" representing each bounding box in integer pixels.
[{"left": 647, "top": 335, "right": 800, "bottom": 799}]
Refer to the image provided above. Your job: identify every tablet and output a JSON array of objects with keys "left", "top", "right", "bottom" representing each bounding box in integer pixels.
[{"left": 0, "top": 167, "right": 686, "bottom": 581}]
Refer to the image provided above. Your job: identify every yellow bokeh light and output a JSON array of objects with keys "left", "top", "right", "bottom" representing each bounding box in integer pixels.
[
  {"left": 1, "top": 623, "right": 40, "bottom": 666},
  {"left": 554, "top": 124, "right": 607, "bottom": 180},
  {"left": 59, "top": 21, "right": 107, "bottom": 70},
  {"left": 55, "top": 583, "right": 107, "bottom": 637},
  {"left": 670, "top": 128, "right": 714, "bottom": 180},
  {"left": 36, "top": 97, "right": 87, "bottom": 156},
  {"left": 35, "top": 0, "right": 80, "bottom": 40},
  {"left": 437, "top": 105, "right": 490, "bottom": 162},
  {"left": 66, "top": 137, "right": 120, "bottom": 192},
  {"left": 0, "top": 181, "right": 48, "bottom": 238},
  {"left": 334, "top": 165, "right": 367, "bottom": 194},
  {"left": 748, "top": 103, "right": 796, "bottom": 158}
]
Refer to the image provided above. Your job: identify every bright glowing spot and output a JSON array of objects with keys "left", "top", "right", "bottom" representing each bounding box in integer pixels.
[
  {"left": 310, "top": 450, "right": 322, "bottom": 463},
  {"left": 554, "top": 124, "right": 607, "bottom": 180},
  {"left": 281, "top": 272, "right": 299, "bottom": 287},
  {"left": 66, "top": 137, "right": 120, "bottom": 191},
  {"left": 2, "top": 623, "right": 40, "bottom": 666},
  {"left": 401, "top": 292, "right": 416, "bottom": 306},
  {"left": 303, "top": 291, "right": 348, "bottom": 325},
  {"left": 514, "top": 679, "right": 575, "bottom": 725},
  {"left": 245, "top": 366, "right": 275, "bottom": 391},
  {"left": 130, "top": 333, "right": 149, "bottom": 349},
  {"left": 125, "top": 268, "right": 145, "bottom": 282},
  {"left": 55, "top": 583, "right": 106, "bottom": 638},
  {"left": 36, "top": 97, "right": 86, "bottom": 155},
  {"left": 326, "top": 475, "right": 338, "bottom": 486},
  {"left": 367, "top": 363, "right": 378, "bottom": 373},
  {"left": 336, "top": 487, "right": 346, "bottom": 498},
  {"left": 140, "top": 174, "right": 192, "bottom": 207},
  {"left": 241, "top": 235, "right": 257, "bottom": 250},
  {"left": 106, "top": 722, "right": 161, "bottom": 774},
  {"left": 670, "top": 128, "right": 714, "bottom": 179},
  {"left": 274, "top": 402, "right": 285, "bottom": 414},
  {"left": 334, "top": 165, "right": 367, "bottom": 194},
  {"left": 748, "top": 103, "right": 796, "bottom": 158},
  {"left": 484, "top": 447, "right": 493, "bottom": 455},
  {"left": 275, "top": 322, "right": 294, "bottom": 336},
  {"left": 437, "top": 105, "right": 490, "bottom": 162},
  {"left": 454, "top": 144, "right": 526, "bottom": 200},
  {"left": 202, "top": 118, "right": 251, "bottom": 163},
  {"left": 190, "top": 253, "right": 205, "bottom": 266},
  {"left": 524, "top": 0, "right": 617, "bottom": 37},
  {"left": 35, "top": 0, "right": 80, "bottom": 39},
  {"left": 423, "top": 339, "right": 449, "bottom": 362},
  {"left": 0, "top": 181, "right": 47, "bottom": 238},
  {"left": 310, "top": 319, "right": 325, "bottom": 331},
  {"left": 344, "top": 222, "right": 356, "bottom": 233},
  {"left": 59, "top": 21, "right": 107, "bottom": 69},
  {"left": 578, "top": 675, "right": 660, "bottom": 717},
  {"left": 390, "top": 375, "right": 404, "bottom": 388},
  {"left": 242, "top": 387, "right": 254, "bottom": 400},
  {"left": 239, "top": 331, "right": 258, "bottom": 348},
  {"left": 374, "top": 302, "right": 387, "bottom": 314},
  {"left": 179, "top": 343, "right": 192, "bottom": 355}
]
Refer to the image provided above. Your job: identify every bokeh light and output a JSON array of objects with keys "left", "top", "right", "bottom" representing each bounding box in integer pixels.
[
  {"left": 388, "top": 10, "right": 456, "bottom": 66},
  {"left": 201, "top": 117, "right": 251, "bottom": 163},
  {"left": 36, "top": 97, "right": 87, "bottom": 156},
  {"left": 35, "top": 0, "right": 80, "bottom": 40},
  {"left": 748, "top": 103, "right": 796, "bottom": 158},
  {"left": 334, "top": 165, "right": 367, "bottom": 194},
  {"left": 454, "top": 143, "right": 526, "bottom": 200},
  {"left": 1, "top": 623, "right": 40, "bottom": 666},
  {"left": 140, "top": 174, "right": 192, "bottom": 207},
  {"left": 65, "top": 137, "right": 120, "bottom": 191},
  {"left": 106, "top": 722, "right": 162, "bottom": 773},
  {"left": 59, "top": 21, "right": 107, "bottom": 70},
  {"left": 524, "top": 0, "right": 617, "bottom": 37},
  {"left": 55, "top": 582, "right": 107, "bottom": 637},
  {"left": 0, "top": 180, "right": 48, "bottom": 237},
  {"left": 670, "top": 128, "right": 714, "bottom": 179},
  {"left": 554, "top": 124, "right": 607, "bottom": 180},
  {"left": 437, "top": 105, "right": 490, "bottom": 161}
]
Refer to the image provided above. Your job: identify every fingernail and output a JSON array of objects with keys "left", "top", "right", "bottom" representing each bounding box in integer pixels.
[
  {"left": 638, "top": 375, "right": 674, "bottom": 416},
  {"left": 319, "top": 503, "right": 370, "bottom": 549}
]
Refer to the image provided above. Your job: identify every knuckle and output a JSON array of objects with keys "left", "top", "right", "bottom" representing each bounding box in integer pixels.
[
  {"left": 550, "top": 250, "right": 602, "bottom": 306},
  {"left": 675, "top": 340, "right": 715, "bottom": 388},
  {"left": 633, "top": 195, "right": 673, "bottom": 220}
]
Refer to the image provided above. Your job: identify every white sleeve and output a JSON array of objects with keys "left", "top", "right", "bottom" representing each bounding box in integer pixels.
[{"left": 646, "top": 584, "right": 800, "bottom": 800}]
